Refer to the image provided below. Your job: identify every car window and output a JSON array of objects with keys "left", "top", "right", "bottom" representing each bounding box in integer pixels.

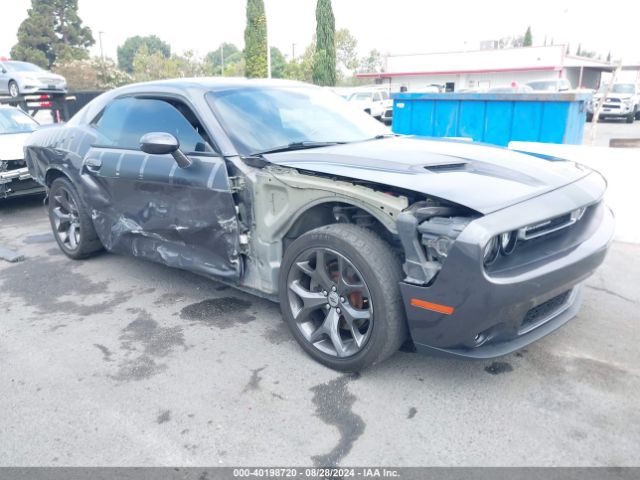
[
  {"left": 610, "top": 84, "right": 635, "bottom": 94},
  {"left": 373, "top": 92, "right": 382, "bottom": 102},
  {"left": 380, "top": 91, "right": 390, "bottom": 100},
  {"left": 349, "top": 92, "right": 373, "bottom": 101},
  {"left": 93, "top": 97, "right": 213, "bottom": 153},
  {"left": 6, "top": 61, "right": 43, "bottom": 73},
  {"left": 0, "top": 108, "right": 39, "bottom": 134}
]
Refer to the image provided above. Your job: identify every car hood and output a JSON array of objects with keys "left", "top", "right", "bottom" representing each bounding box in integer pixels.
[
  {"left": 0, "top": 132, "right": 31, "bottom": 161},
  {"left": 264, "top": 136, "right": 592, "bottom": 214}
]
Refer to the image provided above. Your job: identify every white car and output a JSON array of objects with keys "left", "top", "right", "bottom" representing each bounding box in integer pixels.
[
  {"left": 587, "top": 83, "right": 640, "bottom": 123},
  {"left": 347, "top": 89, "right": 392, "bottom": 121},
  {"left": 0, "top": 106, "right": 43, "bottom": 198},
  {"left": 0, "top": 60, "right": 67, "bottom": 98}
]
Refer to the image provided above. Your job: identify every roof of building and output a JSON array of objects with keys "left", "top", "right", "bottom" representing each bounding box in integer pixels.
[{"left": 357, "top": 45, "right": 616, "bottom": 78}]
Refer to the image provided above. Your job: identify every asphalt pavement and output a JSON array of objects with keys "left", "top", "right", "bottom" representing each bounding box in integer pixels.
[{"left": 1, "top": 193, "right": 639, "bottom": 467}]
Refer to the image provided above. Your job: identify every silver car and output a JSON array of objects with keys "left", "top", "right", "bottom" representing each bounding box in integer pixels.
[{"left": 0, "top": 60, "right": 67, "bottom": 98}]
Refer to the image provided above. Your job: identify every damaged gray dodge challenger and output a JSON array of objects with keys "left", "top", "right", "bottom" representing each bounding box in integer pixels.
[{"left": 25, "top": 78, "right": 615, "bottom": 371}]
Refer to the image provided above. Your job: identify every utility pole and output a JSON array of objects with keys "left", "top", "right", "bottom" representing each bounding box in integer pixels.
[
  {"left": 98, "top": 31, "right": 106, "bottom": 82},
  {"left": 98, "top": 31, "right": 105, "bottom": 62},
  {"left": 265, "top": 0, "right": 271, "bottom": 78}
]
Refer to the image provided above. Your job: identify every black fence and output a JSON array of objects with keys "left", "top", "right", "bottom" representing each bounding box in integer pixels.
[
  {"left": 65, "top": 90, "right": 104, "bottom": 119},
  {"left": 0, "top": 90, "right": 104, "bottom": 123}
]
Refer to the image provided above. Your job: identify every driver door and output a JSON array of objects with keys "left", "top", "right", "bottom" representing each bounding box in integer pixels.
[{"left": 81, "top": 96, "right": 241, "bottom": 281}]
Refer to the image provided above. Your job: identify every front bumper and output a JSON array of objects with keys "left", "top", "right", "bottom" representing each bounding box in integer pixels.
[
  {"left": 587, "top": 102, "right": 635, "bottom": 116},
  {"left": 400, "top": 173, "right": 615, "bottom": 359},
  {"left": 0, "top": 166, "right": 44, "bottom": 199}
]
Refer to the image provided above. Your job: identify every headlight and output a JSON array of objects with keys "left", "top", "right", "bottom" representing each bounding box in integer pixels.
[
  {"left": 483, "top": 237, "right": 500, "bottom": 266},
  {"left": 500, "top": 231, "right": 518, "bottom": 255}
]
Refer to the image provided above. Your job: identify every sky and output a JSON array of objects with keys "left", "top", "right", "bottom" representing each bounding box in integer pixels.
[{"left": 2, "top": 0, "right": 640, "bottom": 65}]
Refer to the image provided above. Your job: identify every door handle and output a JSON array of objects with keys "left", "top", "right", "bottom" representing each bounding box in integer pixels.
[{"left": 84, "top": 158, "right": 102, "bottom": 173}]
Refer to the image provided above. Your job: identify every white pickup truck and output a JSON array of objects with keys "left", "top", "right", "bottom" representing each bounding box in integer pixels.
[
  {"left": 347, "top": 88, "right": 393, "bottom": 124},
  {"left": 587, "top": 83, "right": 640, "bottom": 123}
]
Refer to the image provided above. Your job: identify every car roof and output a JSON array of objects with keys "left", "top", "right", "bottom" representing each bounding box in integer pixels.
[{"left": 121, "top": 77, "right": 311, "bottom": 93}]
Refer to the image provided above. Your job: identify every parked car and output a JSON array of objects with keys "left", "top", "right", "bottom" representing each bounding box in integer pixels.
[
  {"left": 0, "top": 106, "right": 43, "bottom": 198},
  {"left": 526, "top": 79, "right": 572, "bottom": 92},
  {"left": 24, "top": 79, "right": 614, "bottom": 371},
  {"left": 347, "top": 88, "right": 392, "bottom": 121},
  {"left": 586, "top": 83, "right": 640, "bottom": 123},
  {"left": 0, "top": 60, "right": 67, "bottom": 98}
]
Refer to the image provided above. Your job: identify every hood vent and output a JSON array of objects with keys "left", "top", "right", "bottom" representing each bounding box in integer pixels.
[{"left": 424, "top": 162, "right": 468, "bottom": 173}]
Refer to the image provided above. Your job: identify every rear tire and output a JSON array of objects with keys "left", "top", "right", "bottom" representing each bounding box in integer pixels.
[
  {"left": 48, "top": 177, "right": 103, "bottom": 259},
  {"left": 278, "top": 224, "right": 407, "bottom": 372},
  {"left": 586, "top": 113, "right": 593, "bottom": 122}
]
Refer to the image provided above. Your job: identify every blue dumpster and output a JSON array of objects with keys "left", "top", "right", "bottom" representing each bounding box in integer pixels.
[{"left": 391, "top": 92, "right": 591, "bottom": 146}]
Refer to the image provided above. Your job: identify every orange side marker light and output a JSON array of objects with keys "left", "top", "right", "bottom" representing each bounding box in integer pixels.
[{"left": 410, "top": 298, "right": 455, "bottom": 315}]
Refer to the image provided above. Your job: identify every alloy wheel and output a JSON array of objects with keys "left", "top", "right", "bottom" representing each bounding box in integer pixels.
[
  {"left": 287, "top": 247, "right": 373, "bottom": 358},
  {"left": 51, "top": 187, "right": 81, "bottom": 251}
]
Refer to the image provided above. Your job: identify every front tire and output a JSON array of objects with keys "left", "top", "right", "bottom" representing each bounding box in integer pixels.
[
  {"left": 8, "top": 81, "right": 19, "bottom": 98},
  {"left": 627, "top": 110, "right": 636, "bottom": 123},
  {"left": 278, "top": 224, "right": 407, "bottom": 372},
  {"left": 48, "top": 177, "right": 103, "bottom": 259}
]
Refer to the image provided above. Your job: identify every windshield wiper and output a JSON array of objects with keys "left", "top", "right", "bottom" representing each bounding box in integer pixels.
[{"left": 252, "top": 141, "right": 347, "bottom": 156}]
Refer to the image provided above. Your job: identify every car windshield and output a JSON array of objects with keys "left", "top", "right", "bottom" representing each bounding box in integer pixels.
[
  {"left": 599, "top": 84, "right": 635, "bottom": 94},
  {"left": 0, "top": 108, "right": 39, "bottom": 134},
  {"left": 6, "top": 61, "right": 44, "bottom": 73},
  {"left": 349, "top": 92, "right": 373, "bottom": 101},
  {"left": 206, "top": 85, "right": 389, "bottom": 156}
]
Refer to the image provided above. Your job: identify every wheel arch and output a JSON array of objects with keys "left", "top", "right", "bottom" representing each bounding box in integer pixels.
[
  {"left": 282, "top": 198, "right": 397, "bottom": 249},
  {"left": 45, "top": 167, "right": 72, "bottom": 187}
]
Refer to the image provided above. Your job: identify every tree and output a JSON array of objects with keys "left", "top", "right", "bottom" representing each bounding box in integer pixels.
[
  {"left": 244, "top": 0, "right": 268, "bottom": 78},
  {"left": 270, "top": 47, "right": 287, "bottom": 79},
  {"left": 11, "top": 0, "right": 94, "bottom": 68},
  {"left": 117, "top": 35, "right": 171, "bottom": 74},
  {"left": 523, "top": 26, "right": 533, "bottom": 47},
  {"left": 312, "top": 0, "right": 336, "bottom": 86},
  {"left": 335, "top": 28, "right": 359, "bottom": 77},
  {"left": 53, "top": 57, "right": 131, "bottom": 90},
  {"left": 284, "top": 41, "right": 315, "bottom": 82},
  {"left": 131, "top": 47, "right": 206, "bottom": 82},
  {"left": 359, "top": 49, "right": 384, "bottom": 73},
  {"left": 205, "top": 43, "right": 241, "bottom": 76}
]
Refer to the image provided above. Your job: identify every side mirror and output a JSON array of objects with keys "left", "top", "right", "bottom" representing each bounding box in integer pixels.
[{"left": 139, "top": 132, "right": 192, "bottom": 168}]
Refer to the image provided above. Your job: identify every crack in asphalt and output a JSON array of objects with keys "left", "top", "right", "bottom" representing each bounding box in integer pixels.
[
  {"left": 310, "top": 374, "right": 365, "bottom": 467},
  {"left": 586, "top": 285, "right": 638, "bottom": 304}
]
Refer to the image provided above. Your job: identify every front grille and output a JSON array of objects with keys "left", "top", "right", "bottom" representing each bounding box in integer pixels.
[
  {"left": 605, "top": 98, "right": 621, "bottom": 103},
  {"left": 603, "top": 104, "right": 621, "bottom": 110},
  {"left": 521, "top": 290, "right": 572, "bottom": 332}
]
